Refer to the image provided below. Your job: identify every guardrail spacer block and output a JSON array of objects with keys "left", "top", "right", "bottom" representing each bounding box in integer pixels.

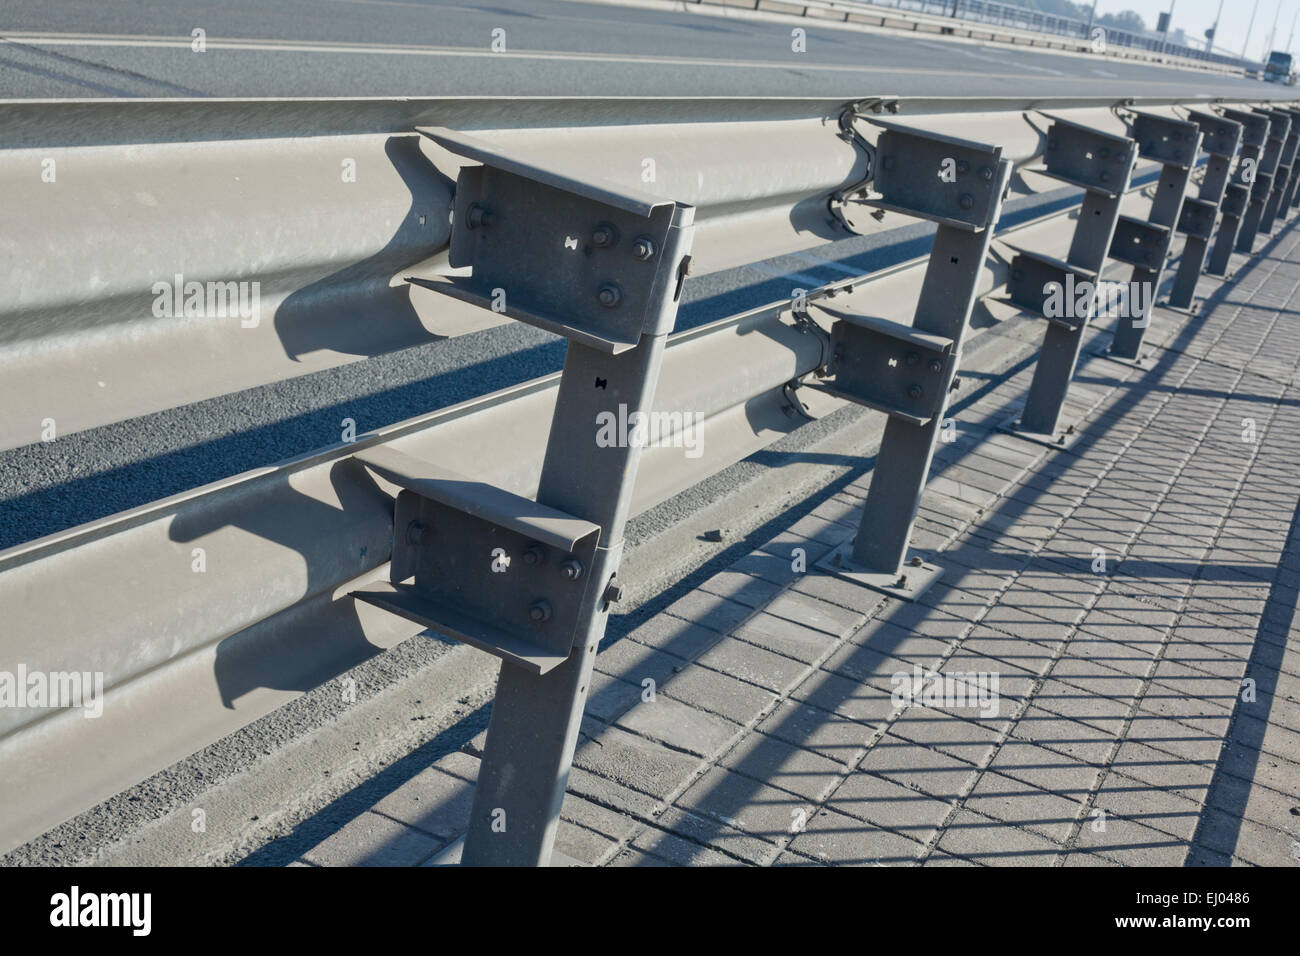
[
  {"left": 1004, "top": 248, "right": 1097, "bottom": 330},
  {"left": 1221, "top": 108, "right": 1270, "bottom": 148},
  {"left": 1220, "top": 184, "right": 1250, "bottom": 217},
  {"left": 1187, "top": 109, "right": 1243, "bottom": 158},
  {"left": 349, "top": 446, "right": 602, "bottom": 674},
  {"left": 1129, "top": 111, "right": 1201, "bottom": 168},
  {"left": 861, "top": 119, "right": 1005, "bottom": 230},
  {"left": 1034, "top": 113, "right": 1135, "bottom": 196},
  {"left": 409, "top": 126, "right": 692, "bottom": 354},
  {"left": 1108, "top": 215, "right": 1172, "bottom": 269},
  {"left": 1176, "top": 197, "right": 1218, "bottom": 239},
  {"left": 803, "top": 304, "right": 955, "bottom": 425}
]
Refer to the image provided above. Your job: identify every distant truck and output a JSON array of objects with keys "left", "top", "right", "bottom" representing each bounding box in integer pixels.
[{"left": 1264, "top": 50, "right": 1294, "bottom": 83}]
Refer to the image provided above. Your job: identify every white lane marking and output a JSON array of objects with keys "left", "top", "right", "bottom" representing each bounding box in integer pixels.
[
  {"left": 1092, "top": 68, "right": 1119, "bottom": 77},
  {"left": 957, "top": 44, "right": 1066, "bottom": 75}
]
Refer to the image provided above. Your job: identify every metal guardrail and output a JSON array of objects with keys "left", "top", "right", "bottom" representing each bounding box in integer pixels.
[
  {"left": 2, "top": 90, "right": 1298, "bottom": 862},
  {"left": 706, "top": 0, "right": 1264, "bottom": 74},
  {"left": 862, "top": 0, "right": 1259, "bottom": 71}
]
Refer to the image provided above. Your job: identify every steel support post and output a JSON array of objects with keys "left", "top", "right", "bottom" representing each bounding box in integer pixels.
[
  {"left": 843, "top": 185, "right": 1010, "bottom": 593},
  {"left": 1207, "top": 185, "right": 1251, "bottom": 276},
  {"left": 1261, "top": 128, "right": 1298, "bottom": 234},
  {"left": 1107, "top": 143, "right": 1196, "bottom": 361},
  {"left": 462, "top": 333, "right": 677, "bottom": 866},
  {"left": 1236, "top": 111, "right": 1288, "bottom": 252},
  {"left": 346, "top": 126, "right": 696, "bottom": 866},
  {"left": 1168, "top": 113, "right": 1241, "bottom": 310},
  {"left": 1015, "top": 173, "right": 1132, "bottom": 438},
  {"left": 809, "top": 121, "right": 1011, "bottom": 601}
]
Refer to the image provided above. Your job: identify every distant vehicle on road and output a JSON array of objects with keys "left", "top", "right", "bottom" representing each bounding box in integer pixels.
[{"left": 1264, "top": 50, "right": 1294, "bottom": 83}]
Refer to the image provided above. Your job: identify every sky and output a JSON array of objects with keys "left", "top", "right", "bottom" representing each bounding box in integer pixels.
[{"left": 1085, "top": 0, "right": 1300, "bottom": 59}]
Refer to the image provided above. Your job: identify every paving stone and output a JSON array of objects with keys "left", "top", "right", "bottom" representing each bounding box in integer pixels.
[
  {"left": 301, "top": 812, "right": 442, "bottom": 867},
  {"left": 982, "top": 738, "right": 1102, "bottom": 797},
  {"left": 370, "top": 766, "right": 476, "bottom": 841},
  {"left": 789, "top": 669, "right": 899, "bottom": 727},
  {"left": 615, "top": 695, "right": 741, "bottom": 758},
  {"left": 720, "top": 729, "right": 848, "bottom": 802},
  {"left": 828, "top": 769, "right": 954, "bottom": 843},
  {"left": 856, "top": 733, "right": 981, "bottom": 803},
  {"left": 696, "top": 635, "right": 810, "bottom": 694},
  {"left": 630, "top": 828, "right": 745, "bottom": 866},
  {"left": 659, "top": 661, "right": 779, "bottom": 725},
  {"left": 674, "top": 765, "right": 807, "bottom": 846},
  {"left": 573, "top": 721, "right": 703, "bottom": 801},
  {"left": 733, "top": 610, "right": 841, "bottom": 664},
  {"left": 1072, "top": 812, "right": 1191, "bottom": 866},
  {"left": 962, "top": 769, "right": 1084, "bottom": 843},
  {"left": 785, "top": 806, "right": 925, "bottom": 866},
  {"left": 934, "top": 809, "right": 1062, "bottom": 865},
  {"left": 754, "top": 698, "right": 875, "bottom": 766}
]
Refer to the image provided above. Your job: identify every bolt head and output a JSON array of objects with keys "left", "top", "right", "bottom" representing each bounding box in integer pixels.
[
  {"left": 598, "top": 284, "right": 622, "bottom": 308},
  {"left": 592, "top": 225, "right": 615, "bottom": 247},
  {"left": 959, "top": 193, "right": 975, "bottom": 210},
  {"left": 632, "top": 236, "right": 655, "bottom": 260},
  {"left": 560, "top": 558, "right": 583, "bottom": 581},
  {"left": 907, "top": 384, "right": 924, "bottom": 399},
  {"left": 529, "top": 600, "right": 553, "bottom": 622},
  {"left": 405, "top": 521, "right": 433, "bottom": 547}
]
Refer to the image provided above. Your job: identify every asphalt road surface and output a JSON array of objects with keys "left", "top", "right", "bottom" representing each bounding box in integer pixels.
[{"left": 0, "top": 0, "right": 1282, "bottom": 100}]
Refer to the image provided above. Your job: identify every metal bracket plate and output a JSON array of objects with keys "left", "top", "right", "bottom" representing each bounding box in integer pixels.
[
  {"left": 804, "top": 304, "right": 955, "bottom": 425},
  {"left": 1188, "top": 110, "right": 1243, "bottom": 158},
  {"left": 1221, "top": 184, "right": 1250, "bottom": 217},
  {"left": 816, "top": 544, "right": 944, "bottom": 601},
  {"left": 1176, "top": 197, "right": 1217, "bottom": 239},
  {"left": 1108, "top": 215, "right": 1171, "bottom": 269},
  {"left": 1036, "top": 114, "right": 1135, "bottom": 197},
  {"left": 1005, "top": 248, "right": 1097, "bottom": 330},
  {"left": 1222, "top": 109, "right": 1270, "bottom": 149},
  {"left": 1130, "top": 111, "right": 1200, "bottom": 168},
  {"left": 414, "top": 126, "right": 691, "bottom": 354},
  {"left": 997, "top": 412, "right": 1083, "bottom": 451},
  {"left": 864, "top": 119, "right": 1005, "bottom": 230},
  {"left": 351, "top": 446, "right": 601, "bottom": 675},
  {"left": 1093, "top": 343, "right": 1155, "bottom": 369}
]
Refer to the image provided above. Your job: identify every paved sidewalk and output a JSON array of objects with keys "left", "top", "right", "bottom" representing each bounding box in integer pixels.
[{"left": 289, "top": 220, "right": 1300, "bottom": 867}]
